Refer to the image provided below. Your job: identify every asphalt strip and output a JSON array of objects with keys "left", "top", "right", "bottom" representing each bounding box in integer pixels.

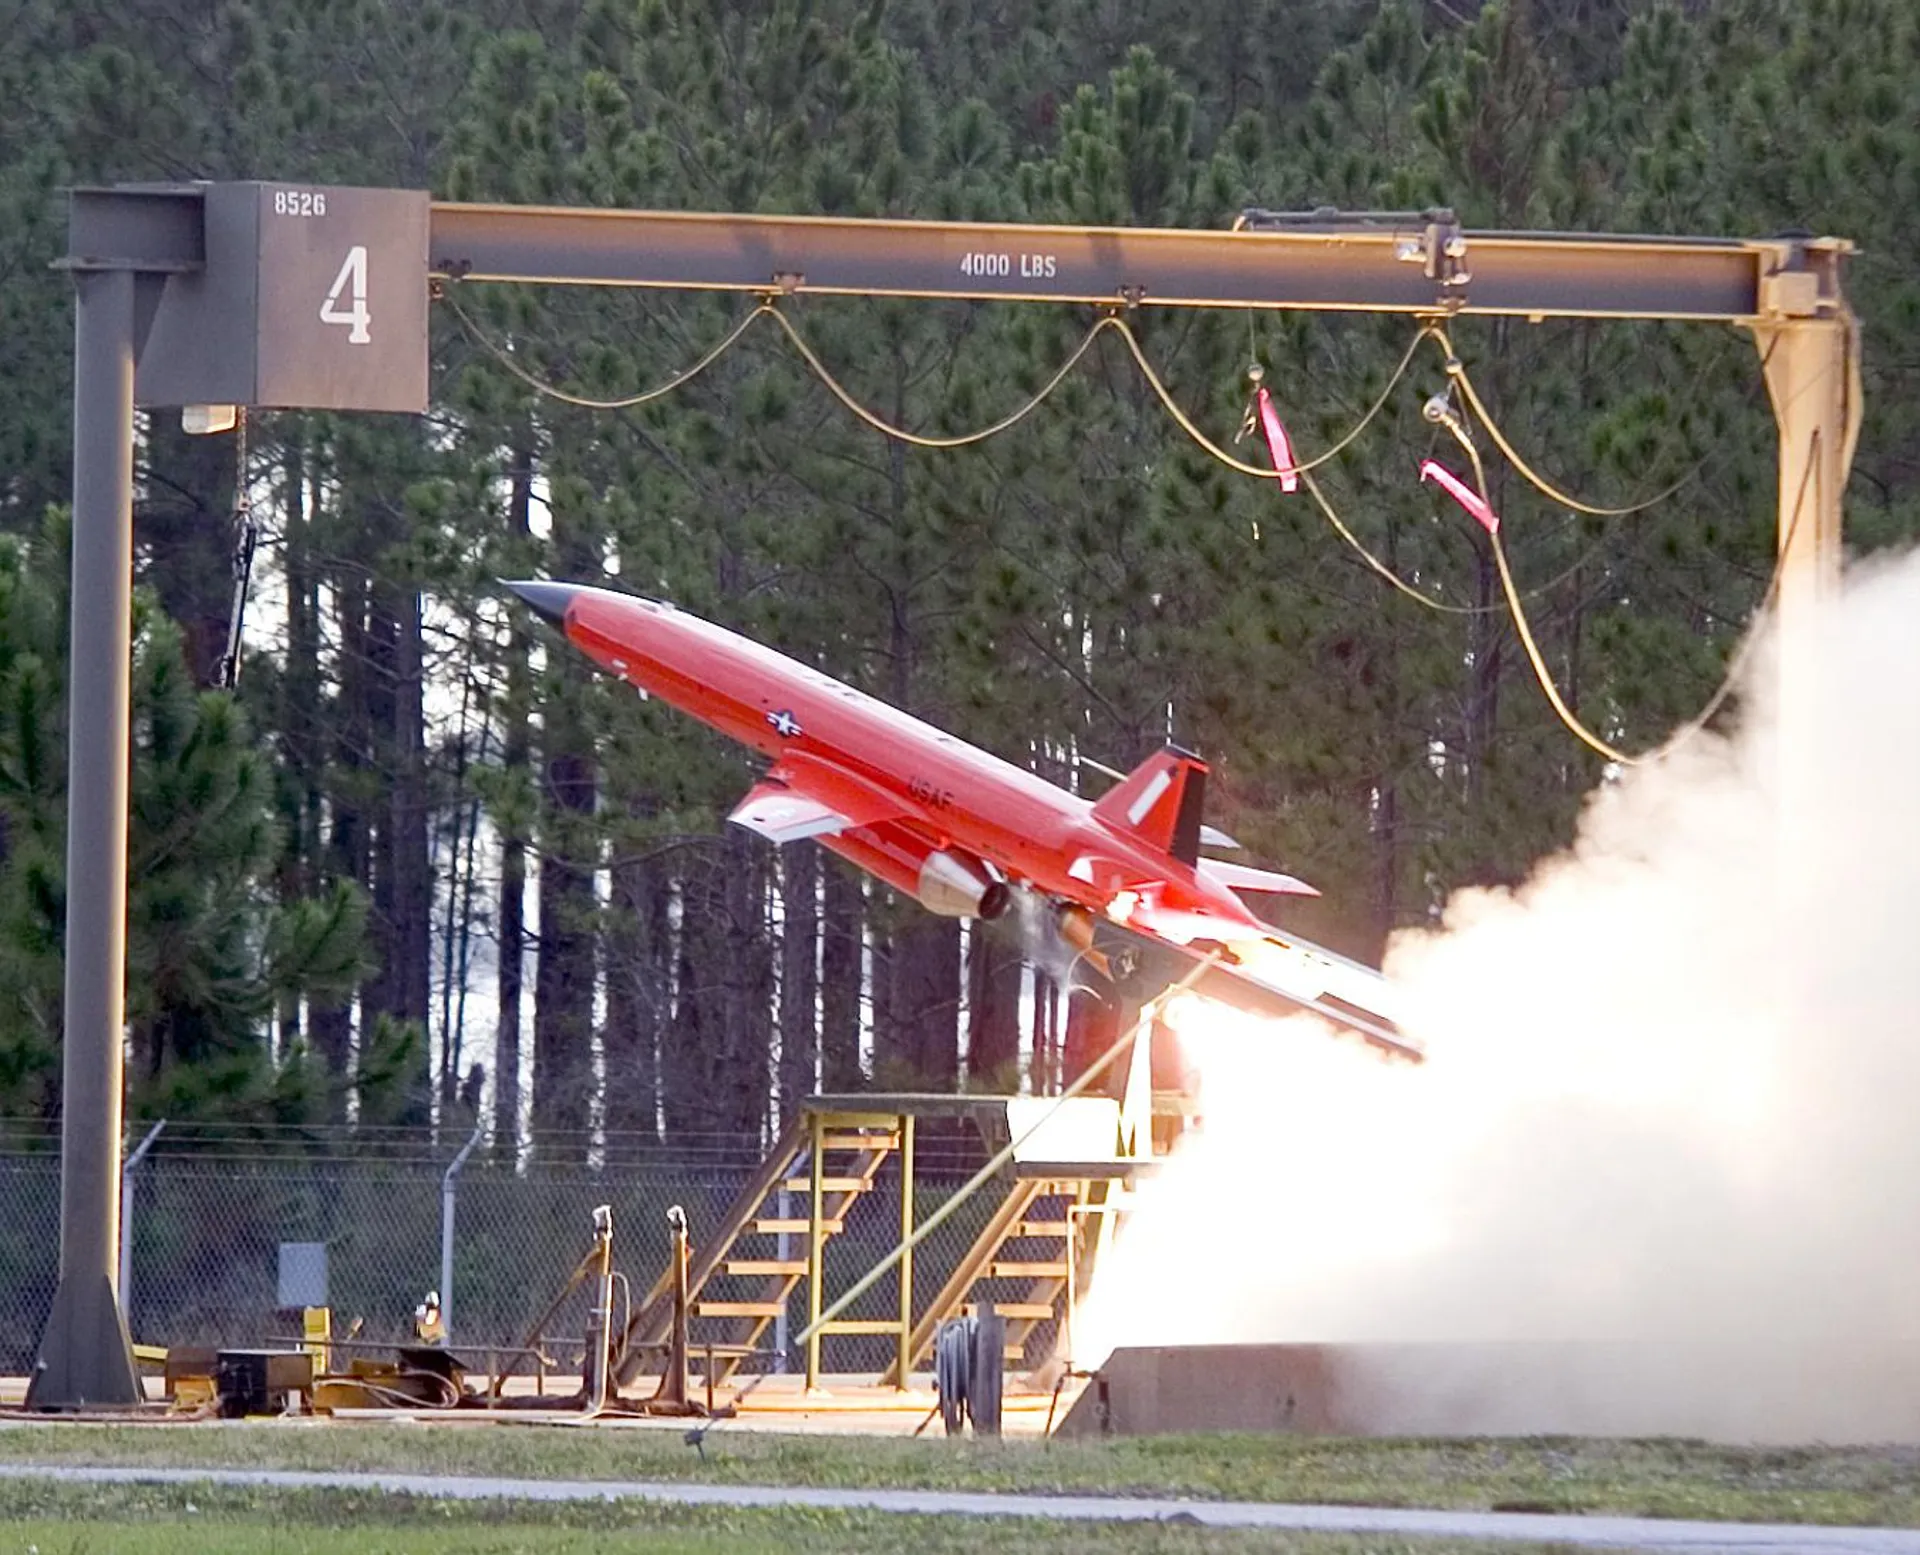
[{"left": 3, "top": 1462, "right": 1918, "bottom": 1554}]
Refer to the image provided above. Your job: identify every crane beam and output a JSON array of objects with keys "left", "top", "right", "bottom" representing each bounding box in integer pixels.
[{"left": 429, "top": 203, "right": 1812, "bottom": 323}]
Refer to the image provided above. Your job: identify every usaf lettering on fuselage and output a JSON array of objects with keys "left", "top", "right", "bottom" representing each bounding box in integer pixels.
[{"left": 908, "top": 775, "right": 956, "bottom": 810}]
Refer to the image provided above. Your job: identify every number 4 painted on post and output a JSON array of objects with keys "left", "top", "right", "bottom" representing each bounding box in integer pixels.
[{"left": 320, "top": 246, "right": 372, "bottom": 344}]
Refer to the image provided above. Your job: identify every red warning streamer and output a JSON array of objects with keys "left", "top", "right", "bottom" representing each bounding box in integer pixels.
[
  {"left": 1256, "top": 387, "right": 1299, "bottom": 492},
  {"left": 1420, "top": 458, "right": 1499, "bottom": 534}
]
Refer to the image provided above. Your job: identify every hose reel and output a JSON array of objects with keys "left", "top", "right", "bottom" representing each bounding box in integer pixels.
[{"left": 932, "top": 1304, "right": 1004, "bottom": 1437}]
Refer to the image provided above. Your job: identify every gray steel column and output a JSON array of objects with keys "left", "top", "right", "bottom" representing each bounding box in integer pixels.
[{"left": 28, "top": 264, "right": 143, "bottom": 1409}]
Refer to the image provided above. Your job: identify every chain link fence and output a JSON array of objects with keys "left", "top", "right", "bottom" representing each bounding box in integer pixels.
[{"left": 0, "top": 1120, "right": 1060, "bottom": 1379}]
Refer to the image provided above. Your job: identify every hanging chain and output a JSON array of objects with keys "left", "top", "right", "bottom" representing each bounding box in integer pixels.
[{"left": 217, "top": 409, "right": 258, "bottom": 689}]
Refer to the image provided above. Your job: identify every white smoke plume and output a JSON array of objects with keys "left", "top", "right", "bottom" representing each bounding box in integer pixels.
[{"left": 1074, "top": 548, "right": 1920, "bottom": 1442}]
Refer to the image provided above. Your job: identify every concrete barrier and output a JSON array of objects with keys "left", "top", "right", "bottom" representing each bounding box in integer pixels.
[{"left": 1054, "top": 1342, "right": 1920, "bottom": 1443}]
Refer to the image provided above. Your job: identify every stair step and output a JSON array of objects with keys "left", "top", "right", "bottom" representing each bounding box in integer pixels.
[
  {"left": 783, "top": 1177, "right": 872, "bottom": 1193},
  {"left": 817, "top": 1319, "right": 902, "bottom": 1336},
  {"left": 988, "top": 1261, "right": 1069, "bottom": 1279},
  {"left": 751, "top": 1218, "right": 843, "bottom": 1235},
  {"left": 821, "top": 1132, "right": 897, "bottom": 1150},
  {"left": 723, "top": 1259, "right": 808, "bottom": 1277},
  {"left": 966, "top": 1302, "right": 1056, "bottom": 1321},
  {"left": 694, "top": 1300, "right": 787, "bottom": 1319},
  {"left": 1011, "top": 1221, "right": 1071, "bottom": 1239}
]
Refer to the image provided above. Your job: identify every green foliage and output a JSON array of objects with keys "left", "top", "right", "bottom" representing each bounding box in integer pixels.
[
  {"left": 0, "top": 517, "right": 376, "bottom": 1120},
  {"left": 1, "top": 0, "right": 1915, "bottom": 1126},
  {"left": 10, "top": 1422, "right": 1920, "bottom": 1528}
]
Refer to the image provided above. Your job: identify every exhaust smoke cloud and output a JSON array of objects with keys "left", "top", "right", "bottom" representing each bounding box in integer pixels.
[{"left": 1076, "top": 549, "right": 1920, "bottom": 1441}]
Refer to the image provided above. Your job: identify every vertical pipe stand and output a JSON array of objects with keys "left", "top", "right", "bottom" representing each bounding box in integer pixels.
[
  {"left": 439, "top": 1120, "right": 484, "bottom": 1340},
  {"left": 117, "top": 1119, "right": 167, "bottom": 1341}
]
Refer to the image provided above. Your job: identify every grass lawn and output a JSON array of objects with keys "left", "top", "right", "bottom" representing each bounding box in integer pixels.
[
  {"left": 1, "top": 1422, "right": 1917, "bottom": 1527},
  {"left": 0, "top": 1480, "right": 1547, "bottom": 1554}
]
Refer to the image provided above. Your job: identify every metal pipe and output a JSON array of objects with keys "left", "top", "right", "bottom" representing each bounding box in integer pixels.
[
  {"left": 896, "top": 1112, "right": 914, "bottom": 1391},
  {"left": 585, "top": 1205, "right": 614, "bottom": 1413},
  {"left": 649, "top": 1204, "right": 691, "bottom": 1412},
  {"left": 805, "top": 1111, "right": 825, "bottom": 1389},
  {"left": 439, "top": 1119, "right": 484, "bottom": 1341},
  {"left": 117, "top": 1119, "right": 167, "bottom": 1328},
  {"left": 29, "top": 265, "right": 143, "bottom": 1410},
  {"left": 773, "top": 1186, "right": 791, "bottom": 1371}
]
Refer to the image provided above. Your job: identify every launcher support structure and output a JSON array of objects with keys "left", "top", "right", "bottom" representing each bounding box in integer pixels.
[{"left": 37, "top": 187, "right": 1855, "bottom": 1409}]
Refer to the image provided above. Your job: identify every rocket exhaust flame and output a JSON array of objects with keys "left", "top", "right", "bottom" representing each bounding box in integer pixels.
[{"left": 1075, "top": 549, "right": 1920, "bottom": 1443}]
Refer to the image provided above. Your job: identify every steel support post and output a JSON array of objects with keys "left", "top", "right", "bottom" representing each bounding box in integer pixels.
[
  {"left": 29, "top": 265, "right": 143, "bottom": 1410},
  {"left": 895, "top": 1112, "right": 914, "bottom": 1391},
  {"left": 1757, "top": 310, "right": 1862, "bottom": 734}
]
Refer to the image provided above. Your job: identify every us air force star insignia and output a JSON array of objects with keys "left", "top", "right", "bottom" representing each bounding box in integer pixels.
[{"left": 767, "top": 709, "right": 803, "bottom": 738}]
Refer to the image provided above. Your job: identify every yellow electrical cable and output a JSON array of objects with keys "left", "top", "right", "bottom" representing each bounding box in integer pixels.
[
  {"left": 454, "top": 280, "right": 1785, "bottom": 745},
  {"left": 762, "top": 308, "right": 1120, "bottom": 449},
  {"left": 1110, "top": 317, "right": 1438, "bottom": 480},
  {"left": 1431, "top": 323, "right": 1723, "bottom": 519},
  {"left": 1298, "top": 466, "right": 1488, "bottom": 615},
  {"left": 446, "top": 290, "right": 776, "bottom": 410},
  {"left": 1480, "top": 486, "right": 1640, "bottom": 762},
  {"left": 1441, "top": 422, "right": 1636, "bottom": 763},
  {"left": 1453, "top": 422, "right": 1814, "bottom": 768},
  {"left": 1112, "top": 315, "right": 1559, "bottom": 618},
  {"left": 1114, "top": 314, "right": 1573, "bottom": 618}
]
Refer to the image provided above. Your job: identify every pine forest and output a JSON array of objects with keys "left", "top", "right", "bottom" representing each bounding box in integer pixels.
[{"left": 1, "top": 0, "right": 1915, "bottom": 1158}]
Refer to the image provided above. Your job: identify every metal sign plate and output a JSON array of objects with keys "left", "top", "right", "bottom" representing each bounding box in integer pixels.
[
  {"left": 252, "top": 183, "right": 428, "bottom": 412},
  {"left": 132, "top": 182, "right": 429, "bottom": 413}
]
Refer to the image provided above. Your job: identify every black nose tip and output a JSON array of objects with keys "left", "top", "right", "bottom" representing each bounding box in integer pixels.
[{"left": 501, "top": 579, "right": 581, "bottom": 629}]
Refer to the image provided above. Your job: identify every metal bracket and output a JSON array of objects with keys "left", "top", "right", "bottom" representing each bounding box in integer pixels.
[
  {"left": 1758, "top": 267, "right": 1822, "bottom": 319},
  {"left": 1393, "top": 208, "right": 1471, "bottom": 296}
]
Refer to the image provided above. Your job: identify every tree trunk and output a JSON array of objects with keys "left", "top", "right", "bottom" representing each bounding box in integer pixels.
[
  {"left": 966, "top": 924, "right": 1022, "bottom": 1088},
  {"left": 1063, "top": 986, "right": 1120, "bottom": 1098},
  {"left": 720, "top": 829, "right": 774, "bottom": 1138},
  {"left": 532, "top": 711, "right": 597, "bottom": 1159},
  {"left": 819, "top": 860, "right": 864, "bottom": 1092},
  {"left": 660, "top": 863, "right": 706, "bottom": 1140},
  {"left": 277, "top": 431, "right": 319, "bottom": 1061},
  {"left": 888, "top": 918, "right": 960, "bottom": 1087},
  {"left": 602, "top": 842, "right": 665, "bottom": 1146},
  {"left": 311, "top": 559, "right": 370, "bottom": 1120},
  {"left": 493, "top": 438, "right": 534, "bottom": 1156},
  {"left": 388, "top": 581, "right": 433, "bottom": 1120},
  {"left": 1031, "top": 973, "right": 1059, "bottom": 1095},
  {"left": 777, "top": 842, "right": 819, "bottom": 1121}
]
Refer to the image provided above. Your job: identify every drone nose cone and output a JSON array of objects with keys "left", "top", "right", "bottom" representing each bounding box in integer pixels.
[{"left": 502, "top": 578, "right": 582, "bottom": 629}]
